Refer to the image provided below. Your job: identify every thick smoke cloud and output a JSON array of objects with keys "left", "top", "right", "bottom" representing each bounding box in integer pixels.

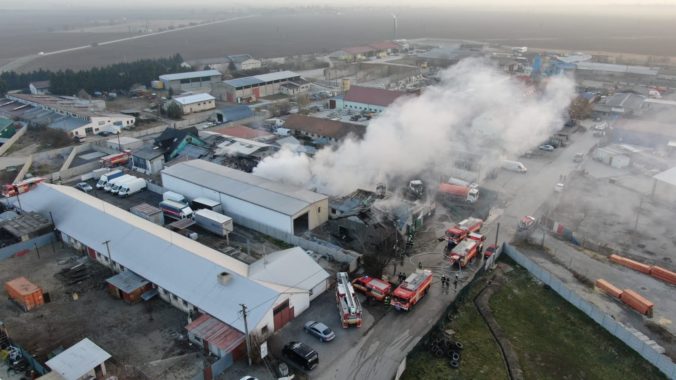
[{"left": 254, "top": 58, "right": 575, "bottom": 195}]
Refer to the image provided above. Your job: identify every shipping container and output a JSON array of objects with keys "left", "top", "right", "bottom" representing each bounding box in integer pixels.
[
  {"left": 130, "top": 203, "right": 164, "bottom": 225},
  {"left": 609, "top": 254, "right": 651, "bottom": 274},
  {"left": 191, "top": 197, "right": 222, "bottom": 213},
  {"left": 194, "top": 209, "right": 233, "bottom": 237},
  {"left": 649, "top": 266, "right": 676, "bottom": 285},
  {"left": 595, "top": 279, "right": 623, "bottom": 298},
  {"left": 4, "top": 277, "right": 44, "bottom": 311},
  {"left": 620, "top": 289, "right": 654, "bottom": 317}
]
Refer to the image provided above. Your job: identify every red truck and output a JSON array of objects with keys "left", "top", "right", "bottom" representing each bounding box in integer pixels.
[
  {"left": 100, "top": 151, "right": 131, "bottom": 167},
  {"left": 391, "top": 269, "right": 433, "bottom": 311},
  {"left": 2, "top": 177, "right": 45, "bottom": 197},
  {"left": 438, "top": 183, "right": 479, "bottom": 204},
  {"left": 352, "top": 276, "right": 393, "bottom": 302},
  {"left": 446, "top": 217, "right": 483, "bottom": 248},
  {"left": 447, "top": 235, "right": 483, "bottom": 268}
]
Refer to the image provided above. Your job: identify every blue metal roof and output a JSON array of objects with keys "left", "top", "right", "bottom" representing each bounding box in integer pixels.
[
  {"left": 217, "top": 105, "right": 254, "bottom": 122},
  {"left": 50, "top": 117, "right": 89, "bottom": 132},
  {"left": 223, "top": 76, "right": 264, "bottom": 88}
]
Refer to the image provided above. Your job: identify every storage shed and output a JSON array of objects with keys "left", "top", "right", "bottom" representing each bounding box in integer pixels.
[
  {"left": 106, "top": 270, "right": 153, "bottom": 303},
  {"left": 161, "top": 160, "right": 328, "bottom": 235},
  {"left": 44, "top": 338, "right": 111, "bottom": 380},
  {"left": 5, "top": 276, "right": 44, "bottom": 311},
  {"left": 130, "top": 203, "right": 164, "bottom": 225}
]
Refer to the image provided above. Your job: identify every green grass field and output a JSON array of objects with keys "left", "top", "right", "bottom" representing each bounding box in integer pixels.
[{"left": 402, "top": 262, "right": 666, "bottom": 380}]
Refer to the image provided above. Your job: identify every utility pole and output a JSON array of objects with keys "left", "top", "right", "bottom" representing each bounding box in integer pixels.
[
  {"left": 240, "top": 304, "right": 253, "bottom": 367},
  {"left": 117, "top": 132, "right": 122, "bottom": 151},
  {"left": 102, "top": 240, "right": 113, "bottom": 267},
  {"left": 634, "top": 197, "right": 644, "bottom": 231},
  {"left": 34, "top": 243, "right": 40, "bottom": 259},
  {"left": 13, "top": 185, "right": 22, "bottom": 211}
]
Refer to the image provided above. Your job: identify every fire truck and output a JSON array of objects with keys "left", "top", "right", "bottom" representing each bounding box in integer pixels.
[
  {"left": 391, "top": 269, "right": 433, "bottom": 311},
  {"left": 99, "top": 151, "right": 131, "bottom": 167},
  {"left": 2, "top": 177, "right": 45, "bottom": 197},
  {"left": 447, "top": 232, "right": 485, "bottom": 268},
  {"left": 336, "top": 272, "right": 362, "bottom": 328},
  {"left": 351, "top": 276, "right": 392, "bottom": 302},
  {"left": 446, "top": 217, "right": 483, "bottom": 249}
]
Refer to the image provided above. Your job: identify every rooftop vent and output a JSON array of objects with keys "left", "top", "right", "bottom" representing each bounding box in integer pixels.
[{"left": 217, "top": 272, "right": 232, "bottom": 285}]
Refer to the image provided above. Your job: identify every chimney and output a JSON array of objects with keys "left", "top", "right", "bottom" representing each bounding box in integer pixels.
[{"left": 217, "top": 272, "right": 231, "bottom": 285}]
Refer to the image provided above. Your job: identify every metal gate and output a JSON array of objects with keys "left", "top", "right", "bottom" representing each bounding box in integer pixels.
[{"left": 273, "top": 300, "right": 294, "bottom": 331}]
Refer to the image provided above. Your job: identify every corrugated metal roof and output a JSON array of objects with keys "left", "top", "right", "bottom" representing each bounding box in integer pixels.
[
  {"left": 162, "top": 160, "right": 327, "bottom": 216},
  {"left": 654, "top": 167, "right": 676, "bottom": 186},
  {"left": 173, "top": 93, "right": 215, "bottom": 105},
  {"left": 575, "top": 62, "right": 659, "bottom": 76},
  {"left": 15, "top": 184, "right": 279, "bottom": 334},
  {"left": 46, "top": 338, "right": 111, "bottom": 380},
  {"left": 223, "top": 76, "right": 264, "bottom": 88},
  {"left": 159, "top": 70, "right": 221, "bottom": 82},
  {"left": 186, "top": 314, "right": 245, "bottom": 352},
  {"left": 50, "top": 117, "right": 89, "bottom": 132},
  {"left": 249, "top": 247, "right": 329, "bottom": 291},
  {"left": 106, "top": 270, "right": 149, "bottom": 294},
  {"left": 254, "top": 71, "right": 300, "bottom": 83},
  {"left": 344, "top": 86, "right": 406, "bottom": 107},
  {"left": 216, "top": 105, "right": 254, "bottom": 122}
]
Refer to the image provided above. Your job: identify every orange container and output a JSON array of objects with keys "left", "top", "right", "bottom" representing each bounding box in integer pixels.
[
  {"left": 620, "top": 289, "right": 654, "bottom": 317},
  {"left": 4, "top": 277, "right": 44, "bottom": 312},
  {"left": 609, "top": 254, "right": 651, "bottom": 274},
  {"left": 649, "top": 266, "right": 676, "bottom": 285},
  {"left": 595, "top": 279, "right": 623, "bottom": 298}
]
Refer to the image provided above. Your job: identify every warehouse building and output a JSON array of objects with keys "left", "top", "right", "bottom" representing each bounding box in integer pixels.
[
  {"left": 652, "top": 167, "right": 676, "bottom": 204},
  {"left": 226, "top": 54, "right": 262, "bottom": 71},
  {"left": 284, "top": 114, "right": 366, "bottom": 143},
  {"left": 12, "top": 184, "right": 329, "bottom": 367},
  {"left": 336, "top": 85, "right": 407, "bottom": 113},
  {"left": 611, "top": 119, "right": 676, "bottom": 147},
  {"left": 221, "top": 71, "right": 306, "bottom": 103},
  {"left": 170, "top": 93, "right": 216, "bottom": 114},
  {"left": 159, "top": 70, "right": 222, "bottom": 92},
  {"left": 161, "top": 159, "right": 329, "bottom": 234}
]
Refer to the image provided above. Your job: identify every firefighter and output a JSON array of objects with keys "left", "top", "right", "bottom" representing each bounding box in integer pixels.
[
  {"left": 384, "top": 295, "right": 391, "bottom": 306},
  {"left": 454, "top": 279, "right": 458, "bottom": 290},
  {"left": 440, "top": 274, "right": 446, "bottom": 286},
  {"left": 418, "top": 261, "right": 423, "bottom": 269}
]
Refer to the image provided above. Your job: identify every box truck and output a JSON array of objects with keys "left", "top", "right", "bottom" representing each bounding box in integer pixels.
[
  {"left": 96, "top": 169, "right": 123, "bottom": 189},
  {"left": 501, "top": 160, "right": 527, "bottom": 173},
  {"left": 118, "top": 178, "right": 147, "bottom": 197},
  {"left": 163, "top": 191, "right": 187, "bottom": 205},
  {"left": 160, "top": 200, "right": 193, "bottom": 220},
  {"left": 192, "top": 197, "right": 222, "bottom": 213},
  {"left": 194, "top": 209, "right": 233, "bottom": 237},
  {"left": 105, "top": 174, "right": 135, "bottom": 192}
]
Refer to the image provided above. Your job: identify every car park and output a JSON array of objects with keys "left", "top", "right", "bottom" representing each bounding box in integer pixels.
[
  {"left": 283, "top": 341, "right": 319, "bottom": 371},
  {"left": 304, "top": 321, "right": 335, "bottom": 342},
  {"left": 75, "top": 182, "right": 93, "bottom": 193},
  {"left": 538, "top": 144, "right": 554, "bottom": 152}
]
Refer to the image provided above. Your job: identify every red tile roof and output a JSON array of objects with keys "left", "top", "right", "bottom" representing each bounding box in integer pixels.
[
  {"left": 344, "top": 86, "right": 407, "bottom": 108},
  {"left": 186, "top": 314, "right": 245, "bottom": 352},
  {"left": 212, "top": 125, "right": 274, "bottom": 141},
  {"left": 284, "top": 115, "right": 366, "bottom": 140},
  {"left": 369, "top": 41, "right": 399, "bottom": 50}
]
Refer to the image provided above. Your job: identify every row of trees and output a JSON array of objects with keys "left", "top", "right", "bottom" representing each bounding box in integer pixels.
[{"left": 0, "top": 54, "right": 188, "bottom": 96}]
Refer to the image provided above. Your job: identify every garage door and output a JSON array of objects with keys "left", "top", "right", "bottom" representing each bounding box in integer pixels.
[{"left": 273, "top": 300, "right": 294, "bottom": 331}]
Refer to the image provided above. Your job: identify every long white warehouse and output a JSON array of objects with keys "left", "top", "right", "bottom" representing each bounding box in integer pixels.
[{"left": 161, "top": 160, "right": 329, "bottom": 235}]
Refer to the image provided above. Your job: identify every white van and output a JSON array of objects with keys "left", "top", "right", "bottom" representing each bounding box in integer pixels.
[
  {"left": 110, "top": 176, "right": 137, "bottom": 194},
  {"left": 118, "top": 178, "right": 147, "bottom": 197},
  {"left": 104, "top": 174, "right": 134, "bottom": 192},
  {"left": 163, "top": 191, "right": 187, "bottom": 205},
  {"left": 501, "top": 160, "right": 528, "bottom": 173}
]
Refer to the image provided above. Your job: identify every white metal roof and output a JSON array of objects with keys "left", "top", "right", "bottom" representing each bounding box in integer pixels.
[
  {"left": 159, "top": 70, "right": 221, "bottom": 82},
  {"left": 162, "top": 160, "right": 327, "bottom": 216},
  {"left": 45, "top": 338, "right": 111, "bottom": 380},
  {"left": 654, "top": 167, "right": 676, "bottom": 187},
  {"left": 575, "top": 62, "right": 659, "bottom": 76},
  {"left": 195, "top": 208, "right": 232, "bottom": 224},
  {"left": 16, "top": 184, "right": 279, "bottom": 333},
  {"left": 173, "top": 93, "right": 215, "bottom": 105},
  {"left": 249, "top": 247, "right": 329, "bottom": 291},
  {"left": 254, "top": 71, "right": 300, "bottom": 83}
]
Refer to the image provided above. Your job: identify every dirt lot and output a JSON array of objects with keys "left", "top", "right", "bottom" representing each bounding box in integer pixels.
[{"left": 0, "top": 244, "right": 202, "bottom": 379}]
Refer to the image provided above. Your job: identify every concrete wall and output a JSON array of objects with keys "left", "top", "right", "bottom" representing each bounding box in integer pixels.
[
  {"left": 652, "top": 180, "right": 676, "bottom": 204},
  {"left": 180, "top": 99, "right": 215, "bottom": 115},
  {"left": 302, "top": 198, "right": 329, "bottom": 231},
  {"left": 0, "top": 126, "right": 27, "bottom": 156}
]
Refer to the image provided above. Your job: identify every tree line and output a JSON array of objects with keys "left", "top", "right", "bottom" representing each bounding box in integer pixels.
[{"left": 0, "top": 54, "right": 188, "bottom": 96}]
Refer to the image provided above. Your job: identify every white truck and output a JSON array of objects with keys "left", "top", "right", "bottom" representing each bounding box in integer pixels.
[
  {"left": 104, "top": 174, "right": 134, "bottom": 192},
  {"left": 96, "top": 169, "right": 123, "bottom": 189},
  {"left": 159, "top": 200, "right": 194, "bottom": 220},
  {"left": 194, "top": 209, "right": 233, "bottom": 237},
  {"left": 192, "top": 197, "right": 222, "bottom": 213},
  {"left": 110, "top": 176, "right": 138, "bottom": 195},
  {"left": 501, "top": 160, "right": 527, "bottom": 173},
  {"left": 163, "top": 191, "right": 187, "bottom": 205},
  {"left": 118, "top": 178, "right": 147, "bottom": 197}
]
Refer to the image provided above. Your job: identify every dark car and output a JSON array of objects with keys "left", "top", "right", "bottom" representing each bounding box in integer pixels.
[
  {"left": 304, "top": 321, "right": 335, "bottom": 342},
  {"left": 283, "top": 341, "right": 319, "bottom": 371},
  {"left": 97, "top": 131, "right": 113, "bottom": 137}
]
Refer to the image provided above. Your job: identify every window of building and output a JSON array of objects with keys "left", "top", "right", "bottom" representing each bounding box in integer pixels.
[
  {"left": 317, "top": 207, "right": 321, "bottom": 213},
  {"left": 261, "top": 325, "right": 269, "bottom": 335},
  {"left": 182, "top": 300, "right": 188, "bottom": 307}
]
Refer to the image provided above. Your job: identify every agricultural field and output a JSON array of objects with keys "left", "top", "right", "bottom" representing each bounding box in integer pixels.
[{"left": 402, "top": 260, "right": 667, "bottom": 380}]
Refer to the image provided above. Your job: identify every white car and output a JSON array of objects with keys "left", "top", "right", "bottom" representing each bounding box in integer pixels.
[{"left": 539, "top": 144, "right": 555, "bottom": 152}]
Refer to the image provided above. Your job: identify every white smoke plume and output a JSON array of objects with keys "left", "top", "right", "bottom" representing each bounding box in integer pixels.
[{"left": 254, "top": 58, "right": 576, "bottom": 196}]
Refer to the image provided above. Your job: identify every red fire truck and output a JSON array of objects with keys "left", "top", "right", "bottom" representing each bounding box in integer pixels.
[
  {"left": 352, "top": 276, "right": 393, "bottom": 302},
  {"left": 446, "top": 217, "right": 483, "bottom": 249},
  {"left": 99, "top": 151, "right": 131, "bottom": 167},
  {"left": 447, "top": 233, "right": 485, "bottom": 268},
  {"left": 391, "top": 269, "right": 433, "bottom": 311},
  {"left": 2, "top": 177, "right": 45, "bottom": 197},
  {"left": 336, "top": 272, "right": 362, "bottom": 328}
]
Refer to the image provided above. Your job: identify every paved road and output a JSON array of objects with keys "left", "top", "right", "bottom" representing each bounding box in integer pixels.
[{"left": 316, "top": 129, "right": 600, "bottom": 380}]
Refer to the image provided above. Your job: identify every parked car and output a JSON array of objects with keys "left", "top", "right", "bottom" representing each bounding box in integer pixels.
[
  {"left": 97, "top": 131, "right": 114, "bottom": 137},
  {"left": 75, "top": 182, "right": 93, "bottom": 193},
  {"left": 283, "top": 341, "right": 319, "bottom": 371},
  {"left": 304, "top": 321, "right": 335, "bottom": 342},
  {"left": 484, "top": 244, "right": 498, "bottom": 258},
  {"left": 574, "top": 153, "right": 584, "bottom": 162},
  {"left": 538, "top": 144, "right": 555, "bottom": 152}
]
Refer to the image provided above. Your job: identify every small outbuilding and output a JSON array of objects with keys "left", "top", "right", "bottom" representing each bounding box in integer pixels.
[
  {"left": 131, "top": 146, "right": 166, "bottom": 175},
  {"left": 106, "top": 270, "right": 152, "bottom": 303},
  {"left": 171, "top": 93, "right": 216, "bottom": 115},
  {"left": 186, "top": 314, "right": 246, "bottom": 359},
  {"left": 43, "top": 338, "right": 111, "bottom": 380}
]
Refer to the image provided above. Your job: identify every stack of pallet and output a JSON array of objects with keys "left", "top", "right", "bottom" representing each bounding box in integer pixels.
[
  {"left": 609, "top": 254, "right": 676, "bottom": 285},
  {"left": 595, "top": 279, "right": 654, "bottom": 317}
]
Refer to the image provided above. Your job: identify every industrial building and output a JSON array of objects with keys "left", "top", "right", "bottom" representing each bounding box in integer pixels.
[
  {"left": 226, "top": 54, "right": 262, "bottom": 71},
  {"left": 336, "top": 85, "right": 407, "bottom": 113},
  {"left": 12, "top": 184, "right": 330, "bottom": 366},
  {"left": 611, "top": 119, "right": 676, "bottom": 147},
  {"left": 1, "top": 94, "right": 135, "bottom": 138},
  {"left": 29, "top": 80, "right": 50, "bottom": 95},
  {"left": 652, "top": 167, "right": 676, "bottom": 204},
  {"left": 593, "top": 93, "right": 646, "bottom": 116},
  {"left": 283, "top": 114, "right": 366, "bottom": 143},
  {"left": 131, "top": 146, "right": 166, "bottom": 175},
  {"left": 161, "top": 159, "right": 329, "bottom": 234},
  {"left": 215, "top": 105, "right": 254, "bottom": 124},
  {"left": 159, "top": 70, "right": 222, "bottom": 92},
  {"left": 221, "top": 71, "right": 306, "bottom": 103},
  {"left": 170, "top": 93, "right": 216, "bottom": 114}
]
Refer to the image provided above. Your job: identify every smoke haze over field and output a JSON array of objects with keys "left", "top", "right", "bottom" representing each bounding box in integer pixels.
[{"left": 254, "top": 59, "right": 575, "bottom": 196}]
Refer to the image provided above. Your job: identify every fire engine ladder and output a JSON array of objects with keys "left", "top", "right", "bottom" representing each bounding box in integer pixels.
[
  {"left": 407, "top": 272, "right": 425, "bottom": 290},
  {"left": 337, "top": 272, "right": 358, "bottom": 314}
]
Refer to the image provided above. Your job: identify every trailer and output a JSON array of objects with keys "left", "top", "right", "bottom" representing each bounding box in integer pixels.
[
  {"left": 96, "top": 169, "right": 123, "bottom": 189},
  {"left": 118, "top": 178, "right": 147, "bottom": 197},
  {"left": 336, "top": 272, "right": 362, "bottom": 327},
  {"left": 391, "top": 269, "right": 433, "bottom": 311},
  {"left": 99, "top": 151, "right": 131, "bottom": 167},
  {"left": 351, "top": 276, "right": 392, "bottom": 302},
  {"left": 194, "top": 209, "right": 233, "bottom": 239},
  {"left": 192, "top": 197, "right": 222, "bottom": 213},
  {"left": 438, "top": 183, "right": 479, "bottom": 203},
  {"left": 2, "top": 177, "right": 45, "bottom": 197}
]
